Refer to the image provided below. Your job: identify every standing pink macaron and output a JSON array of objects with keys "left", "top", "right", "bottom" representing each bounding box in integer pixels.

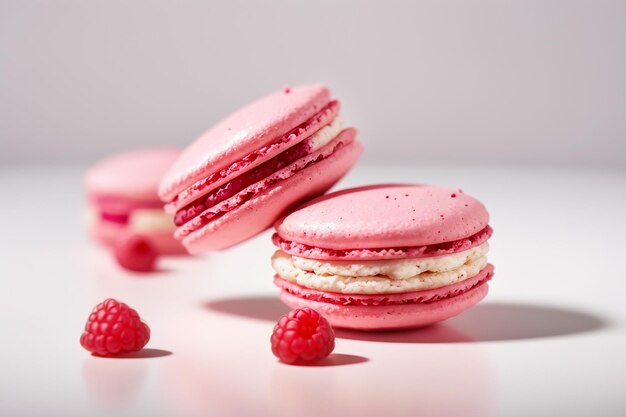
[
  {"left": 159, "top": 85, "right": 362, "bottom": 253},
  {"left": 271, "top": 184, "right": 494, "bottom": 330},
  {"left": 85, "top": 148, "right": 185, "bottom": 255}
]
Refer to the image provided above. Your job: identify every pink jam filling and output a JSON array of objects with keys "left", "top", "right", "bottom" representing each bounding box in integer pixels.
[
  {"left": 272, "top": 225, "right": 493, "bottom": 261},
  {"left": 90, "top": 196, "right": 163, "bottom": 226},
  {"left": 100, "top": 211, "right": 129, "bottom": 225},
  {"left": 176, "top": 140, "right": 348, "bottom": 237},
  {"left": 174, "top": 137, "right": 313, "bottom": 226},
  {"left": 273, "top": 264, "right": 494, "bottom": 307}
]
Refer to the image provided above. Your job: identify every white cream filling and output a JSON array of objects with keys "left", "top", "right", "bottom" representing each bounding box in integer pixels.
[
  {"left": 85, "top": 206, "right": 175, "bottom": 232},
  {"left": 272, "top": 248, "right": 489, "bottom": 294},
  {"left": 129, "top": 209, "right": 176, "bottom": 232},
  {"left": 306, "top": 115, "right": 343, "bottom": 151},
  {"left": 84, "top": 206, "right": 97, "bottom": 228},
  {"left": 291, "top": 242, "right": 489, "bottom": 280}
]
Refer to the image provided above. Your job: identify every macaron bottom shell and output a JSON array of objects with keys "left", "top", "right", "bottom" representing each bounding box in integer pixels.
[
  {"left": 88, "top": 221, "right": 187, "bottom": 255},
  {"left": 279, "top": 282, "right": 489, "bottom": 331},
  {"left": 276, "top": 264, "right": 494, "bottom": 331}
]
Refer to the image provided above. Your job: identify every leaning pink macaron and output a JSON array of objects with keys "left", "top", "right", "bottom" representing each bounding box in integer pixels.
[
  {"left": 159, "top": 85, "right": 362, "bottom": 253},
  {"left": 85, "top": 148, "right": 186, "bottom": 255},
  {"left": 271, "top": 184, "right": 494, "bottom": 330}
]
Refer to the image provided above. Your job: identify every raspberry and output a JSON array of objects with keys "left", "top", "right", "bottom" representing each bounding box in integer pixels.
[
  {"left": 114, "top": 235, "right": 157, "bottom": 272},
  {"left": 271, "top": 308, "right": 335, "bottom": 364},
  {"left": 80, "top": 299, "right": 150, "bottom": 356}
]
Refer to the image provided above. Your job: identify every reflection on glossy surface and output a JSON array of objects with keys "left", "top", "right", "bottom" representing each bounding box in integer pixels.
[
  {"left": 82, "top": 357, "right": 148, "bottom": 411},
  {"left": 270, "top": 345, "right": 491, "bottom": 417},
  {"left": 163, "top": 354, "right": 268, "bottom": 417},
  {"left": 270, "top": 366, "right": 340, "bottom": 417}
]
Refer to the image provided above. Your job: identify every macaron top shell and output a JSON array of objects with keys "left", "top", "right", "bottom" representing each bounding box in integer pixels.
[
  {"left": 159, "top": 85, "right": 332, "bottom": 202},
  {"left": 86, "top": 148, "right": 180, "bottom": 201},
  {"left": 275, "top": 184, "right": 489, "bottom": 250}
]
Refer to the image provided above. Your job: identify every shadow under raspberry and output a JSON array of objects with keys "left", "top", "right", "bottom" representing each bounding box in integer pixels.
[
  {"left": 92, "top": 348, "right": 174, "bottom": 359},
  {"left": 279, "top": 353, "right": 369, "bottom": 367}
]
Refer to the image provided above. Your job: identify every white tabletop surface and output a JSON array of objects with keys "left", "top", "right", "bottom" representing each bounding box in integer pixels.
[{"left": 1, "top": 162, "right": 625, "bottom": 417}]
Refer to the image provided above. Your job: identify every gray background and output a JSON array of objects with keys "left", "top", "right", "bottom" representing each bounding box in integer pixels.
[{"left": 1, "top": 0, "right": 625, "bottom": 167}]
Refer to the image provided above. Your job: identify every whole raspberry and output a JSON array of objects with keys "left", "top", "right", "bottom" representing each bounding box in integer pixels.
[
  {"left": 271, "top": 308, "right": 335, "bottom": 364},
  {"left": 114, "top": 235, "right": 157, "bottom": 272},
  {"left": 80, "top": 299, "right": 150, "bottom": 356}
]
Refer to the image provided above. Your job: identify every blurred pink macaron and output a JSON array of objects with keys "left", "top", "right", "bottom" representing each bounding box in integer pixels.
[
  {"left": 158, "top": 85, "right": 362, "bottom": 253},
  {"left": 85, "top": 148, "right": 186, "bottom": 255},
  {"left": 271, "top": 184, "right": 494, "bottom": 330}
]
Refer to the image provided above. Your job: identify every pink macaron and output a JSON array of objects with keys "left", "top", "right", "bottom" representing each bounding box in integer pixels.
[
  {"left": 85, "top": 148, "right": 185, "bottom": 255},
  {"left": 159, "top": 85, "right": 362, "bottom": 253},
  {"left": 271, "top": 184, "right": 494, "bottom": 330}
]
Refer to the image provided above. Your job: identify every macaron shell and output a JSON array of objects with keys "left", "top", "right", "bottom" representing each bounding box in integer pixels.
[
  {"left": 159, "top": 85, "right": 331, "bottom": 202},
  {"left": 276, "top": 185, "right": 489, "bottom": 250},
  {"left": 88, "top": 220, "right": 187, "bottom": 255},
  {"left": 272, "top": 225, "right": 492, "bottom": 261},
  {"left": 86, "top": 148, "right": 180, "bottom": 201},
  {"left": 165, "top": 100, "right": 340, "bottom": 213},
  {"left": 182, "top": 135, "right": 363, "bottom": 253},
  {"left": 279, "top": 281, "right": 489, "bottom": 330}
]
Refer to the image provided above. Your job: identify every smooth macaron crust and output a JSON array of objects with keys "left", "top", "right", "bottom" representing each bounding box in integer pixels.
[
  {"left": 85, "top": 148, "right": 185, "bottom": 255},
  {"left": 159, "top": 85, "right": 362, "bottom": 253},
  {"left": 271, "top": 184, "right": 494, "bottom": 330}
]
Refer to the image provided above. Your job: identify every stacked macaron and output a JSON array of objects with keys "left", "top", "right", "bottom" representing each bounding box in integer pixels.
[
  {"left": 85, "top": 148, "right": 185, "bottom": 255},
  {"left": 82, "top": 83, "right": 496, "bottom": 332},
  {"left": 271, "top": 185, "right": 494, "bottom": 330},
  {"left": 159, "top": 85, "right": 362, "bottom": 253}
]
